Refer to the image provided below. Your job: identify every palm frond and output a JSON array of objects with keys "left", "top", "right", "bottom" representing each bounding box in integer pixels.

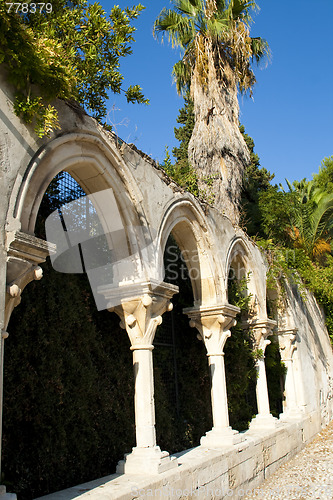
[
  {"left": 172, "top": 59, "right": 192, "bottom": 94},
  {"left": 215, "top": 0, "right": 228, "bottom": 12},
  {"left": 173, "top": 0, "right": 203, "bottom": 17},
  {"left": 251, "top": 37, "right": 270, "bottom": 64},
  {"left": 153, "top": 9, "right": 195, "bottom": 48},
  {"left": 206, "top": 13, "right": 230, "bottom": 38},
  {"left": 154, "top": 0, "right": 269, "bottom": 94},
  {"left": 230, "top": 0, "right": 257, "bottom": 25}
]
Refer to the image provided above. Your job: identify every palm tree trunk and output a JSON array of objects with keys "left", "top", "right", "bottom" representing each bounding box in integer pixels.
[{"left": 188, "top": 44, "right": 250, "bottom": 224}]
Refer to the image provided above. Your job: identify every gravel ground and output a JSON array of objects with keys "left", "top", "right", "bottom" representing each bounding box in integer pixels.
[{"left": 244, "top": 421, "right": 333, "bottom": 499}]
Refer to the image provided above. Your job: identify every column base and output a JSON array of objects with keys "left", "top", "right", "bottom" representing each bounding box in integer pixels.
[
  {"left": 249, "top": 414, "right": 279, "bottom": 430},
  {"left": 116, "top": 446, "right": 178, "bottom": 475},
  {"left": 279, "top": 408, "right": 304, "bottom": 421},
  {"left": 0, "top": 486, "right": 16, "bottom": 499},
  {"left": 200, "top": 426, "right": 243, "bottom": 448}
]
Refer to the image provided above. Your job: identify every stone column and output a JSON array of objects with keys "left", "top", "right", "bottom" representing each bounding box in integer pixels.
[
  {"left": 248, "top": 319, "right": 279, "bottom": 429},
  {"left": 99, "top": 280, "right": 179, "bottom": 474},
  {"left": 185, "top": 304, "right": 243, "bottom": 447},
  {"left": 277, "top": 329, "right": 303, "bottom": 420}
]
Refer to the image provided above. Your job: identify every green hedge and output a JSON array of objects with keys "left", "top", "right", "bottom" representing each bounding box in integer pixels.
[{"left": 3, "top": 261, "right": 135, "bottom": 499}]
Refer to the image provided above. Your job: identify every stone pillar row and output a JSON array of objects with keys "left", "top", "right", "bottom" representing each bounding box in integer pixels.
[{"left": 99, "top": 280, "right": 306, "bottom": 474}]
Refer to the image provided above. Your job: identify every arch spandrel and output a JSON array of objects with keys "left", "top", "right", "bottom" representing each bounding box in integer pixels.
[{"left": 156, "top": 198, "right": 225, "bottom": 307}]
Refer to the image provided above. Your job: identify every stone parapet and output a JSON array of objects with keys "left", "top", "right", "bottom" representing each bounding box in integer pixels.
[{"left": 35, "top": 412, "right": 323, "bottom": 500}]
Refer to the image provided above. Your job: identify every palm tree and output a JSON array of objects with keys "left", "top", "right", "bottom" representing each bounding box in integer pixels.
[
  {"left": 285, "top": 180, "right": 333, "bottom": 262},
  {"left": 154, "top": 0, "right": 269, "bottom": 223}
]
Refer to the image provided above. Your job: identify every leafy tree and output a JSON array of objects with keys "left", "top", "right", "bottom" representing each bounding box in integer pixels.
[
  {"left": 154, "top": 0, "right": 270, "bottom": 221},
  {"left": 0, "top": 0, "right": 148, "bottom": 137},
  {"left": 313, "top": 155, "right": 333, "bottom": 193},
  {"left": 173, "top": 92, "right": 195, "bottom": 166},
  {"left": 240, "top": 124, "right": 275, "bottom": 235},
  {"left": 162, "top": 93, "right": 199, "bottom": 196},
  {"left": 258, "top": 188, "right": 299, "bottom": 244}
]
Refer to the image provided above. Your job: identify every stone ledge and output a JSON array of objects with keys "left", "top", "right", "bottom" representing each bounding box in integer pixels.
[{"left": 35, "top": 412, "right": 323, "bottom": 500}]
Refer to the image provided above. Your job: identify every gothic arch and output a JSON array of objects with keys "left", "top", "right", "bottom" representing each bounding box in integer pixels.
[
  {"left": 7, "top": 132, "right": 148, "bottom": 247},
  {"left": 4, "top": 131, "right": 155, "bottom": 326},
  {"left": 156, "top": 197, "right": 224, "bottom": 307},
  {"left": 225, "top": 236, "right": 267, "bottom": 318}
]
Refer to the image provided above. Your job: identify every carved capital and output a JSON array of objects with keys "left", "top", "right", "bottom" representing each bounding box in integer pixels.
[
  {"left": 99, "top": 280, "right": 178, "bottom": 348},
  {"left": 4, "top": 232, "right": 52, "bottom": 330},
  {"left": 276, "top": 329, "right": 298, "bottom": 361},
  {"left": 184, "top": 304, "right": 239, "bottom": 356},
  {"left": 245, "top": 318, "right": 277, "bottom": 354}
]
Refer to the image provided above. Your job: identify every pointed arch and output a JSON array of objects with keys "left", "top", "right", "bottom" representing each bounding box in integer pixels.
[
  {"left": 156, "top": 197, "right": 224, "bottom": 307},
  {"left": 225, "top": 236, "right": 267, "bottom": 318}
]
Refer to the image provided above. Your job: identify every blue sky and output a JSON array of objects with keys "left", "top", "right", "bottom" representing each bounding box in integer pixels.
[{"left": 101, "top": 1, "right": 333, "bottom": 187}]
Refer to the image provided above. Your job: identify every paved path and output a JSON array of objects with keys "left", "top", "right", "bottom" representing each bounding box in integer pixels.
[{"left": 245, "top": 421, "right": 333, "bottom": 499}]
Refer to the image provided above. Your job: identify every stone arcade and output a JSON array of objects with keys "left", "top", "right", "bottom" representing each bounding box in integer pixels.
[{"left": 0, "top": 72, "right": 333, "bottom": 499}]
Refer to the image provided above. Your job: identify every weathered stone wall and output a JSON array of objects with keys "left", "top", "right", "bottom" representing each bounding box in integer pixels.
[{"left": 284, "top": 283, "right": 333, "bottom": 424}]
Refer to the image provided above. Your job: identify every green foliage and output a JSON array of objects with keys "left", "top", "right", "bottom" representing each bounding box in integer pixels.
[
  {"left": 313, "top": 156, "right": 333, "bottom": 193},
  {"left": 254, "top": 239, "right": 303, "bottom": 294},
  {"left": 265, "top": 338, "right": 285, "bottom": 418},
  {"left": 258, "top": 180, "right": 333, "bottom": 263},
  {"left": 0, "top": 0, "right": 148, "bottom": 137},
  {"left": 162, "top": 94, "right": 199, "bottom": 197},
  {"left": 240, "top": 124, "right": 275, "bottom": 235},
  {"left": 258, "top": 188, "right": 299, "bottom": 244},
  {"left": 3, "top": 261, "right": 135, "bottom": 499},
  {"left": 225, "top": 273, "right": 257, "bottom": 430},
  {"left": 283, "top": 180, "right": 333, "bottom": 262},
  {"left": 173, "top": 92, "right": 195, "bottom": 164},
  {"left": 293, "top": 253, "right": 333, "bottom": 344}
]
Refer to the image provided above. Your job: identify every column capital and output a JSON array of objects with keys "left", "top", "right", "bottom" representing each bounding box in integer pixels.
[
  {"left": 275, "top": 329, "right": 298, "bottom": 361},
  {"left": 99, "top": 280, "right": 178, "bottom": 347},
  {"left": 244, "top": 318, "right": 277, "bottom": 353},
  {"left": 184, "top": 304, "right": 240, "bottom": 355}
]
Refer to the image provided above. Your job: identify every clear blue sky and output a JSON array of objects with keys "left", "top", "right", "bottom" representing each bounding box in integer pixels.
[{"left": 101, "top": 1, "right": 333, "bottom": 187}]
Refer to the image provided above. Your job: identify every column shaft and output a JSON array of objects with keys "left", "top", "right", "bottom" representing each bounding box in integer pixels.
[
  {"left": 256, "top": 357, "right": 271, "bottom": 416},
  {"left": 208, "top": 354, "right": 229, "bottom": 429},
  {"left": 285, "top": 359, "right": 297, "bottom": 410},
  {"left": 132, "top": 347, "right": 156, "bottom": 448}
]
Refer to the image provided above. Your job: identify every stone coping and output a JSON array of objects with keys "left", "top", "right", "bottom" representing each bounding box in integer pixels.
[{"left": 34, "top": 412, "right": 323, "bottom": 500}]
